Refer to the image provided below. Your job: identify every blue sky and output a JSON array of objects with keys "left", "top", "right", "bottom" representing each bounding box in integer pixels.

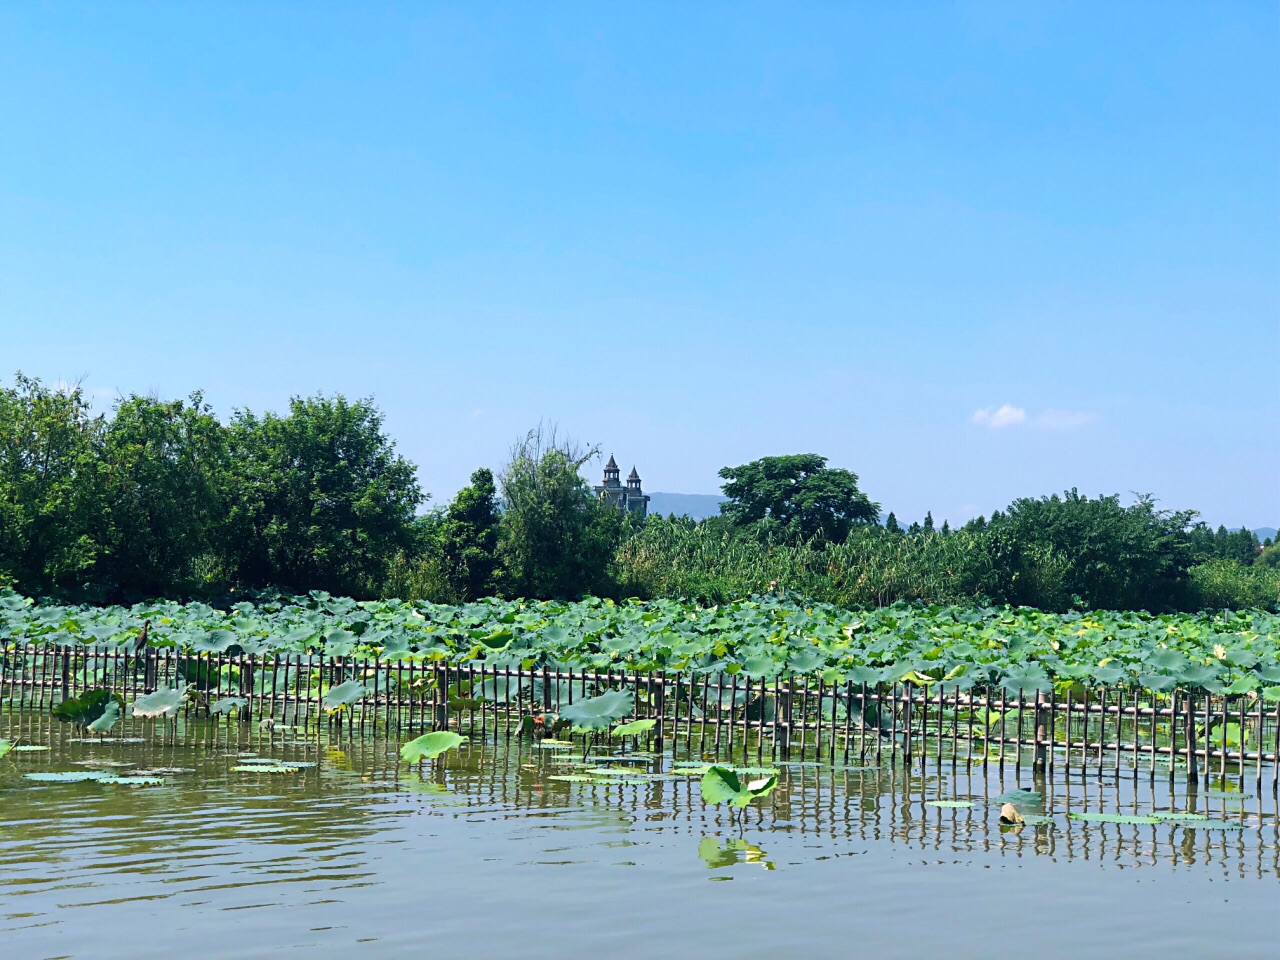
[{"left": 2, "top": 2, "right": 1276, "bottom": 528}]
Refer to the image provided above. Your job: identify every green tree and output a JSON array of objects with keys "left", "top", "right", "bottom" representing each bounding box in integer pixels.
[
  {"left": 497, "top": 425, "right": 623, "bottom": 599},
  {"left": 0, "top": 375, "right": 104, "bottom": 595},
  {"left": 226, "top": 395, "right": 424, "bottom": 595},
  {"left": 922, "top": 511, "right": 935, "bottom": 534},
  {"left": 92, "top": 394, "right": 229, "bottom": 598},
  {"left": 718, "top": 454, "right": 878, "bottom": 542},
  {"left": 989, "top": 489, "right": 1197, "bottom": 610},
  {"left": 440, "top": 467, "right": 500, "bottom": 600},
  {"left": 884, "top": 511, "right": 902, "bottom": 534}
]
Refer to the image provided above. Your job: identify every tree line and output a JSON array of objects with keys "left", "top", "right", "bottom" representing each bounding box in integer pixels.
[{"left": 1, "top": 375, "right": 1275, "bottom": 612}]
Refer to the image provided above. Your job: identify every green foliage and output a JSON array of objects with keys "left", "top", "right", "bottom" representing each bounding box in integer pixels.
[
  {"left": 130, "top": 685, "right": 190, "bottom": 719},
  {"left": 985, "top": 490, "right": 1198, "bottom": 611},
  {"left": 225, "top": 395, "right": 424, "bottom": 596},
  {"left": 700, "top": 765, "right": 779, "bottom": 808},
  {"left": 400, "top": 731, "right": 464, "bottom": 762},
  {"left": 51, "top": 689, "right": 124, "bottom": 731},
  {"left": 440, "top": 468, "right": 500, "bottom": 601},
  {"left": 94, "top": 394, "right": 230, "bottom": 598},
  {"left": 1188, "top": 559, "right": 1280, "bottom": 610},
  {"left": 0, "top": 375, "right": 104, "bottom": 595},
  {"left": 10, "top": 589, "right": 1275, "bottom": 696},
  {"left": 558, "top": 690, "right": 634, "bottom": 731},
  {"left": 612, "top": 718, "right": 657, "bottom": 737},
  {"left": 718, "top": 454, "right": 879, "bottom": 542},
  {"left": 496, "top": 425, "right": 624, "bottom": 599}
]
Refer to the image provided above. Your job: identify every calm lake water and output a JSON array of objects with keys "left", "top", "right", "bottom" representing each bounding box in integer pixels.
[{"left": 2, "top": 715, "right": 1276, "bottom": 960}]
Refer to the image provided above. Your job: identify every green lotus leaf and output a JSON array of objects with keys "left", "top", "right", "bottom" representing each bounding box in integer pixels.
[
  {"left": 400, "top": 731, "right": 464, "bottom": 763},
  {"left": 25, "top": 771, "right": 111, "bottom": 783},
  {"left": 131, "top": 685, "right": 190, "bottom": 719},
  {"left": 1138, "top": 674, "right": 1177, "bottom": 693},
  {"left": 612, "top": 718, "right": 656, "bottom": 737},
  {"left": 925, "top": 800, "right": 973, "bottom": 807},
  {"left": 0, "top": 739, "right": 12, "bottom": 760},
  {"left": 321, "top": 680, "right": 367, "bottom": 713},
  {"left": 1068, "top": 812, "right": 1162, "bottom": 824},
  {"left": 52, "top": 689, "right": 124, "bottom": 732},
  {"left": 1174, "top": 818, "right": 1245, "bottom": 830},
  {"left": 558, "top": 690, "right": 634, "bottom": 731},
  {"left": 1090, "top": 664, "right": 1127, "bottom": 685},
  {"left": 97, "top": 776, "right": 166, "bottom": 787},
  {"left": 209, "top": 697, "right": 249, "bottom": 716},
  {"left": 700, "top": 765, "right": 779, "bottom": 808}
]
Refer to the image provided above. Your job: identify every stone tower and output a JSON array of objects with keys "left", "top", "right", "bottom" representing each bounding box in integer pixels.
[{"left": 593, "top": 455, "right": 649, "bottom": 517}]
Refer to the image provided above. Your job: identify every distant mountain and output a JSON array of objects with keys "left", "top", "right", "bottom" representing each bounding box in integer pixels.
[
  {"left": 646, "top": 492, "right": 727, "bottom": 520},
  {"left": 1254, "top": 527, "right": 1277, "bottom": 543}
]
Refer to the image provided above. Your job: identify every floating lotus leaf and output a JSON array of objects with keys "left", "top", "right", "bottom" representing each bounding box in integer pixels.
[
  {"left": 97, "top": 776, "right": 166, "bottom": 787},
  {"left": 1174, "top": 819, "right": 1245, "bottom": 830},
  {"left": 25, "top": 771, "right": 111, "bottom": 783},
  {"left": 209, "top": 697, "right": 249, "bottom": 716},
  {"left": 1068, "top": 812, "right": 1162, "bottom": 824},
  {"left": 0, "top": 739, "right": 12, "bottom": 759},
  {"left": 13, "top": 745, "right": 50, "bottom": 752},
  {"left": 230, "top": 765, "right": 303, "bottom": 773},
  {"left": 926, "top": 800, "right": 973, "bottom": 808}
]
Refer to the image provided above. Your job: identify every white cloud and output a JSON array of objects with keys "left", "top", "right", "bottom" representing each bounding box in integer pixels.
[
  {"left": 971, "top": 404, "right": 1096, "bottom": 430},
  {"left": 971, "top": 404, "right": 1027, "bottom": 428}
]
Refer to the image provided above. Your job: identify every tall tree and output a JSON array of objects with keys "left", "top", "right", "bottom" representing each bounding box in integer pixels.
[
  {"left": 884, "top": 511, "right": 902, "bottom": 534},
  {"left": 718, "top": 453, "right": 878, "bottom": 541},
  {"left": 226, "top": 395, "right": 424, "bottom": 595},
  {"left": 93, "top": 394, "right": 229, "bottom": 598},
  {"left": 440, "top": 467, "right": 500, "bottom": 600},
  {"left": 0, "top": 375, "right": 104, "bottom": 594},
  {"left": 989, "top": 489, "right": 1197, "bottom": 610},
  {"left": 497, "top": 425, "right": 623, "bottom": 599}
]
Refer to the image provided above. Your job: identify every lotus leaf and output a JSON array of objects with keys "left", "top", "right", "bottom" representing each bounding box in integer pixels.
[
  {"left": 612, "top": 718, "right": 656, "bottom": 737},
  {"left": 131, "top": 685, "right": 190, "bottom": 719},
  {"left": 52, "top": 689, "right": 124, "bottom": 731},
  {"left": 1068, "top": 812, "right": 1162, "bottom": 824},
  {"left": 400, "top": 731, "right": 464, "bottom": 763},
  {"left": 699, "top": 765, "right": 779, "bottom": 809},
  {"left": 322, "top": 680, "right": 367, "bottom": 713},
  {"left": 559, "top": 690, "right": 634, "bottom": 731}
]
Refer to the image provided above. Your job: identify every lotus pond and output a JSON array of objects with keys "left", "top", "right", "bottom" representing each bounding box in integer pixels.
[
  {"left": 4, "top": 591, "right": 1279, "bottom": 697},
  {"left": 1, "top": 713, "right": 1275, "bottom": 959}
]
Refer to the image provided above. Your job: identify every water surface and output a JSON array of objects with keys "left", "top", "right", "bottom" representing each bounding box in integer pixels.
[{"left": 2, "top": 716, "right": 1276, "bottom": 959}]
